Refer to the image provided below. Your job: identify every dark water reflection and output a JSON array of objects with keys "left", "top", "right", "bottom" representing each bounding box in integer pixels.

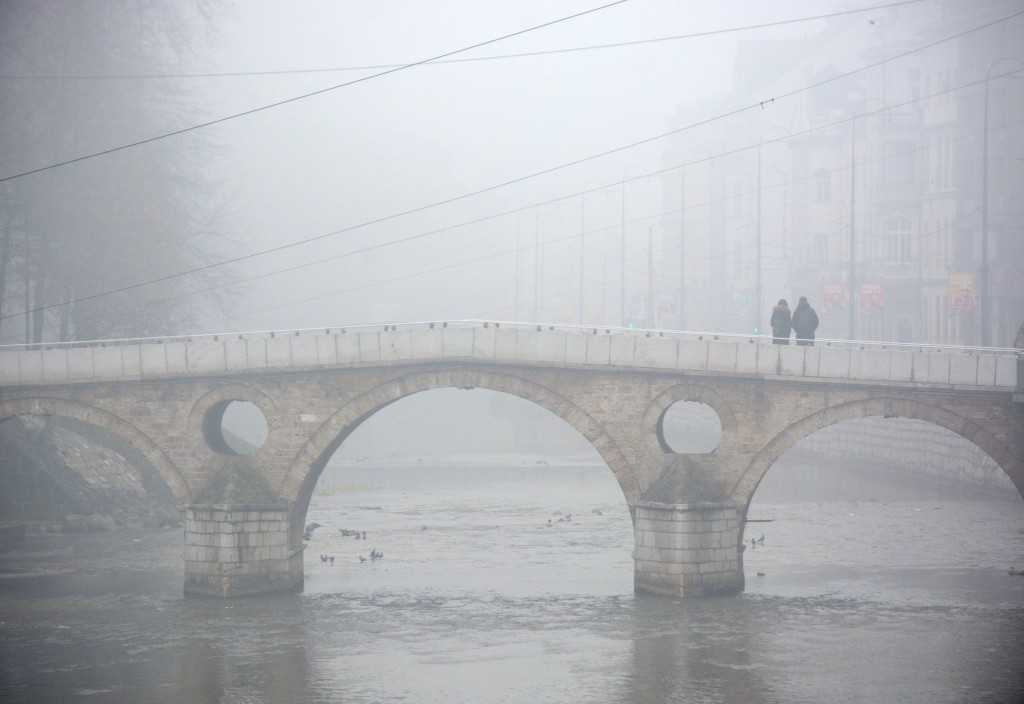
[{"left": 2, "top": 465, "right": 1023, "bottom": 703}]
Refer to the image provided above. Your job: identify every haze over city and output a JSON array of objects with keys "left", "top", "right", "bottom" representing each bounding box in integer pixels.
[{"left": 4, "top": 0, "right": 1020, "bottom": 345}]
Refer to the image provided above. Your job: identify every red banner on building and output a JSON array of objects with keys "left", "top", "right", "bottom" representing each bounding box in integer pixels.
[
  {"left": 822, "top": 283, "right": 845, "bottom": 312},
  {"left": 859, "top": 283, "right": 884, "bottom": 313}
]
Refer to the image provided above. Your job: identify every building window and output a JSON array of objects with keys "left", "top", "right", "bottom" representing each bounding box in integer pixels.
[
  {"left": 885, "top": 218, "right": 912, "bottom": 263},
  {"left": 815, "top": 168, "right": 831, "bottom": 202}
]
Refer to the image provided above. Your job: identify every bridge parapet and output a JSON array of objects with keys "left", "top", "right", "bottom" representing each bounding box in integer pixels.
[{"left": 1, "top": 321, "right": 1019, "bottom": 391}]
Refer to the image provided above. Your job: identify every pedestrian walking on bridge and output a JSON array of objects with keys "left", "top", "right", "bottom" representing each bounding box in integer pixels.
[
  {"left": 791, "top": 296, "right": 819, "bottom": 346},
  {"left": 770, "top": 299, "right": 791, "bottom": 345}
]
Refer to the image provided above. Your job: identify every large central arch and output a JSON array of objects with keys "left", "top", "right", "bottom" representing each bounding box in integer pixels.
[
  {"left": 279, "top": 368, "right": 640, "bottom": 531},
  {"left": 732, "top": 396, "right": 1024, "bottom": 513}
]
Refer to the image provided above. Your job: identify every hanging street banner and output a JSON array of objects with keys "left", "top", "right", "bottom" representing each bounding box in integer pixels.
[
  {"left": 947, "top": 272, "right": 977, "bottom": 312},
  {"left": 859, "top": 282, "right": 884, "bottom": 313},
  {"left": 822, "top": 283, "right": 845, "bottom": 312}
]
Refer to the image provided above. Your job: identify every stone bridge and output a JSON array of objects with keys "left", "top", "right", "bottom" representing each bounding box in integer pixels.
[{"left": 1, "top": 321, "right": 1022, "bottom": 598}]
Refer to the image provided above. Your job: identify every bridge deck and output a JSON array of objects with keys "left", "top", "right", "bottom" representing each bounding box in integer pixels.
[{"left": 1, "top": 321, "right": 1019, "bottom": 391}]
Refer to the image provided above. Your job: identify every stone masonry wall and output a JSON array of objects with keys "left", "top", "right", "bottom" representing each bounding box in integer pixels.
[
  {"left": 184, "top": 505, "right": 300, "bottom": 597},
  {"left": 633, "top": 501, "right": 743, "bottom": 597}
]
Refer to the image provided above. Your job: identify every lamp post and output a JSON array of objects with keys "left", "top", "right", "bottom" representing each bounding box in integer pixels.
[
  {"left": 579, "top": 181, "right": 606, "bottom": 325},
  {"left": 621, "top": 165, "right": 651, "bottom": 327},
  {"left": 756, "top": 126, "right": 790, "bottom": 334},
  {"left": 678, "top": 146, "right": 714, "bottom": 331},
  {"left": 980, "top": 58, "right": 1024, "bottom": 347},
  {"left": 848, "top": 98, "right": 888, "bottom": 340}
]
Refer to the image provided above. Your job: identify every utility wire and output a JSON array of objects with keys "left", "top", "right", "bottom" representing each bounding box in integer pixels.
[
  {"left": 2, "top": 7, "right": 1022, "bottom": 328},
  {"left": 1, "top": 0, "right": 924, "bottom": 81},
  {"left": 33, "top": 110, "right": 1019, "bottom": 342},
  {"left": 0, "top": 0, "right": 629, "bottom": 183}
]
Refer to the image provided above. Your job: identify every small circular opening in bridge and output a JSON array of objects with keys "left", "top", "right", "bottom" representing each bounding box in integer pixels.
[
  {"left": 659, "top": 401, "right": 721, "bottom": 454},
  {"left": 203, "top": 400, "right": 268, "bottom": 455}
]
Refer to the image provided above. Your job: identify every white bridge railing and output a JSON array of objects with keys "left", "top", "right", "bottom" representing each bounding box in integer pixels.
[
  {"left": 1, "top": 318, "right": 1022, "bottom": 356},
  {"left": 1, "top": 319, "right": 1020, "bottom": 391}
]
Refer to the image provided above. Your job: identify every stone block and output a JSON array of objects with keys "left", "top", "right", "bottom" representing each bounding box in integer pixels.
[
  {"left": 266, "top": 337, "right": 292, "bottom": 367},
  {"left": 735, "top": 341, "right": 758, "bottom": 374},
  {"left": 0, "top": 352, "right": 17, "bottom": 385},
  {"left": 564, "top": 333, "right": 588, "bottom": 365},
  {"left": 777, "top": 345, "right": 804, "bottom": 376},
  {"left": 635, "top": 336, "right": 677, "bottom": 369},
  {"left": 802, "top": 346, "right": 821, "bottom": 376},
  {"left": 186, "top": 340, "right": 225, "bottom": 374},
  {"left": 707, "top": 341, "right": 737, "bottom": 372},
  {"left": 442, "top": 327, "right": 473, "bottom": 357},
  {"left": 41, "top": 349, "right": 68, "bottom": 382},
  {"left": 122, "top": 345, "right": 142, "bottom": 377},
  {"left": 911, "top": 351, "right": 929, "bottom": 382},
  {"left": 926, "top": 353, "right": 950, "bottom": 384},
  {"left": 93, "top": 346, "right": 123, "bottom": 378},
  {"left": 586, "top": 334, "right": 611, "bottom": 365},
  {"left": 472, "top": 327, "right": 496, "bottom": 359},
  {"left": 246, "top": 339, "right": 268, "bottom": 368},
  {"left": 493, "top": 328, "right": 517, "bottom": 360},
  {"left": 224, "top": 339, "right": 248, "bottom": 371},
  {"left": 890, "top": 350, "right": 913, "bottom": 382},
  {"left": 517, "top": 328, "right": 566, "bottom": 364},
  {"left": 756, "top": 344, "right": 779, "bottom": 375},
  {"left": 136, "top": 344, "right": 164, "bottom": 377},
  {"left": 410, "top": 328, "right": 443, "bottom": 360},
  {"left": 995, "top": 356, "right": 1017, "bottom": 388},
  {"left": 852, "top": 349, "right": 889, "bottom": 381},
  {"left": 316, "top": 335, "right": 338, "bottom": 365},
  {"left": 290, "top": 335, "right": 319, "bottom": 367},
  {"left": 818, "top": 346, "right": 850, "bottom": 379},
  {"left": 379, "top": 330, "right": 412, "bottom": 362},
  {"left": 335, "top": 332, "right": 359, "bottom": 363},
  {"left": 677, "top": 340, "right": 708, "bottom": 370},
  {"left": 976, "top": 354, "right": 997, "bottom": 387},
  {"left": 609, "top": 335, "right": 635, "bottom": 366},
  {"left": 948, "top": 353, "right": 977, "bottom": 385}
]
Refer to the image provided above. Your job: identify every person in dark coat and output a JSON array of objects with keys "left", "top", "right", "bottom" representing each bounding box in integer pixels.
[
  {"left": 791, "top": 296, "right": 819, "bottom": 346},
  {"left": 770, "top": 299, "right": 791, "bottom": 345}
]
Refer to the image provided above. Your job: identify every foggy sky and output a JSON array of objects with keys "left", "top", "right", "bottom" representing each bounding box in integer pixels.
[
  {"left": 4, "top": 0, "right": 998, "bottom": 335},
  {"left": 183, "top": 1, "right": 881, "bottom": 333}
]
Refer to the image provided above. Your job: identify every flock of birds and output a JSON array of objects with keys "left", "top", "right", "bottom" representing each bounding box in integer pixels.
[{"left": 304, "top": 522, "right": 383, "bottom": 564}]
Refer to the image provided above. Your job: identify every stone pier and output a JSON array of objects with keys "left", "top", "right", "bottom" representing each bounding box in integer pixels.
[
  {"left": 633, "top": 501, "right": 744, "bottom": 597},
  {"left": 183, "top": 504, "right": 301, "bottom": 597}
]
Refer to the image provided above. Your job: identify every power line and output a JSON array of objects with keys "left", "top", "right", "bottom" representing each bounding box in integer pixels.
[
  {"left": 1, "top": 0, "right": 924, "bottom": 81},
  {"left": 0, "top": 0, "right": 629, "bottom": 183},
  {"left": 3, "top": 7, "right": 1022, "bottom": 330}
]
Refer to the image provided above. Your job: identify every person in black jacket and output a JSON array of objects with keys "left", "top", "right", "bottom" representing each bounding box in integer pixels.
[
  {"left": 791, "top": 296, "right": 819, "bottom": 346},
  {"left": 770, "top": 299, "right": 791, "bottom": 345}
]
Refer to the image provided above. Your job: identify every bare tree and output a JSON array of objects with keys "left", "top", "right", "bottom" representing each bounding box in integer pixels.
[{"left": 0, "top": 0, "right": 235, "bottom": 343}]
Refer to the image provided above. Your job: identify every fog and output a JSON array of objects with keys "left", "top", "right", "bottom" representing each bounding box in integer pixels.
[{"left": 7, "top": 0, "right": 1019, "bottom": 342}]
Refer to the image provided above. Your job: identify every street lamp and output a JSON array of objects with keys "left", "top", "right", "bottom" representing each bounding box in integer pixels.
[
  {"left": 678, "top": 145, "right": 714, "bottom": 331},
  {"left": 980, "top": 58, "right": 1024, "bottom": 347},
  {"left": 579, "top": 181, "right": 607, "bottom": 325},
  {"left": 848, "top": 97, "right": 889, "bottom": 340},
  {"left": 756, "top": 126, "right": 791, "bottom": 334},
  {"left": 621, "top": 165, "right": 651, "bottom": 327}
]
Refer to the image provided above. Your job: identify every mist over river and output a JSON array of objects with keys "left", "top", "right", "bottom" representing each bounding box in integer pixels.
[{"left": 2, "top": 463, "right": 1023, "bottom": 703}]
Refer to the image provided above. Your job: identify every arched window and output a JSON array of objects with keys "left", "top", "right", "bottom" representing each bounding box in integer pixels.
[
  {"left": 885, "top": 218, "right": 912, "bottom": 263},
  {"left": 815, "top": 168, "right": 831, "bottom": 202}
]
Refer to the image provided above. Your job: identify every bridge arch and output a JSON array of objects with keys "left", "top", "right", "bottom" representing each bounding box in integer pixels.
[
  {"left": 280, "top": 367, "right": 640, "bottom": 528},
  {"left": 0, "top": 396, "right": 191, "bottom": 504},
  {"left": 731, "top": 396, "right": 1024, "bottom": 512}
]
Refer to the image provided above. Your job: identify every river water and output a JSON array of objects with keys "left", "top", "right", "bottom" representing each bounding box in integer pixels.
[{"left": 2, "top": 463, "right": 1023, "bottom": 704}]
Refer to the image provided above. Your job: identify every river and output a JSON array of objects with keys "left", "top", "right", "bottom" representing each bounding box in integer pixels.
[{"left": 1, "top": 463, "right": 1023, "bottom": 703}]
